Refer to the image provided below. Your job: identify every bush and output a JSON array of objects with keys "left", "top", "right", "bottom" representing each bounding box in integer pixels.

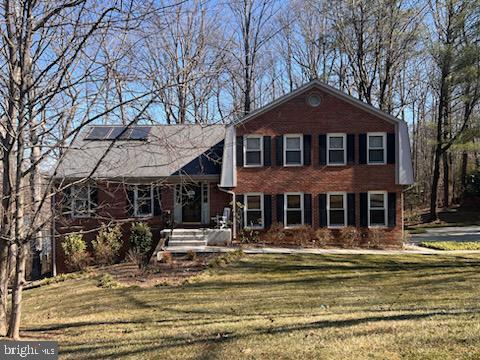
[
  {"left": 263, "top": 222, "right": 286, "bottom": 244},
  {"left": 61, "top": 233, "right": 89, "bottom": 271},
  {"left": 238, "top": 229, "right": 260, "bottom": 244},
  {"left": 315, "top": 228, "right": 333, "bottom": 247},
  {"left": 92, "top": 224, "right": 123, "bottom": 265},
  {"left": 97, "top": 273, "right": 120, "bottom": 289},
  {"left": 367, "top": 228, "right": 384, "bottom": 248},
  {"left": 207, "top": 249, "right": 243, "bottom": 268},
  {"left": 159, "top": 251, "right": 173, "bottom": 264},
  {"left": 130, "top": 222, "right": 153, "bottom": 268},
  {"left": 339, "top": 226, "right": 360, "bottom": 248},
  {"left": 186, "top": 250, "right": 197, "bottom": 261},
  {"left": 465, "top": 170, "right": 480, "bottom": 196},
  {"left": 295, "top": 225, "right": 315, "bottom": 247}
]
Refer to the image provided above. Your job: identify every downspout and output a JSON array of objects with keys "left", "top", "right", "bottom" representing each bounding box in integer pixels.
[
  {"left": 218, "top": 187, "right": 236, "bottom": 241},
  {"left": 51, "top": 192, "right": 57, "bottom": 277}
]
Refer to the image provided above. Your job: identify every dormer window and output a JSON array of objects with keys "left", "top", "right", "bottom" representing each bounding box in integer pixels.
[{"left": 244, "top": 135, "right": 263, "bottom": 167}]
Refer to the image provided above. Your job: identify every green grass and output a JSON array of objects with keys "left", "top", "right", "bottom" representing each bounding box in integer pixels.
[
  {"left": 420, "top": 241, "right": 480, "bottom": 251},
  {"left": 21, "top": 254, "right": 480, "bottom": 359}
]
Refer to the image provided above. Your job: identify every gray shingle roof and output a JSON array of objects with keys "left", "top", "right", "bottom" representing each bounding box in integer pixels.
[{"left": 55, "top": 124, "right": 226, "bottom": 179}]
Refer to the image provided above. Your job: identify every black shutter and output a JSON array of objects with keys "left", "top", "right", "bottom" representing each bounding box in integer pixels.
[
  {"left": 387, "top": 133, "right": 396, "bottom": 164},
  {"left": 303, "top": 134, "right": 311, "bottom": 166},
  {"left": 359, "top": 134, "right": 367, "bottom": 164},
  {"left": 264, "top": 194, "right": 272, "bottom": 228},
  {"left": 236, "top": 135, "right": 244, "bottom": 167},
  {"left": 360, "top": 192, "right": 368, "bottom": 227},
  {"left": 90, "top": 185, "right": 99, "bottom": 215},
  {"left": 304, "top": 193, "right": 312, "bottom": 225},
  {"left": 236, "top": 194, "right": 244, "bottom": 229},
  {"left": 388, "top": 192, "right": 397, "bottom": 227},
  {"left": 127, "top": 186, "right": 135, "bottom": 217},
  {"left": 347, "top": 134, "right": 355, "bottom": 164},
  {"left": 347, "top": 193, "right": 356, "bottom": 226},
  {"left": 276, "top": 194, "right": 284, "bottom": 224},
  {"left": 153, "top": 186, "right": 162, "bottom": 216},
  {"left": 318, "top": 193, "right": 327, "bottom": 227},
  {"left": 263, "top": 136, "right": 272, "bottom": 166},
  {"left": 275, "top": 135, "right": 283, "bottom": 166},
  {"left": 318, "top": 134, "right": 326, "bottom": 165}
]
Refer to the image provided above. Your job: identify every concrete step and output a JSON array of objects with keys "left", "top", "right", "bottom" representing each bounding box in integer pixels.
[
  {"left": 171, "top": 234, "right": 208, "bottom": 240},
  {"left": 168, "top": 240, "right": 207, "bottom": 247},
  {"left": 172, "top": 229, "right": 207, "bottom": 236}
]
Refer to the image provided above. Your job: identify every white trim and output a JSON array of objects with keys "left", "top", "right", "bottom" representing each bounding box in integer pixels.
[
  {"left": 71, "top": 184, "right": 93, "bottom": 218},
  {"left": 243, "top": 135, "right": 263, "bottom": 167},
  {"left": 284, "top": 192, "right": 304, "bottom": 228},
  {"left": 327, "top": 192, "right": 347, "bottom": 228},
  {"left": 283, "top": 134, "right": 303, "bottom": 167},
  {"left": 327, "top": 133, "right": 346, "bottom": 166},
  {"left": 244, "top": 192, "right": 264, "bottom": 229},
  {"left": 367, "top": 191, "right": 388, "bottom": 228},
  {"left": 367, "top": 132, "right": 386, "bottom": 165},
  {"left": 133, "top": 184, "right": 154, "bottom": 218}
]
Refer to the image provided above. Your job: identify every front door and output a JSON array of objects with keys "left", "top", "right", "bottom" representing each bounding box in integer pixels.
[{"left": 181, "top": 184, "right": 202, "bottom": 223}]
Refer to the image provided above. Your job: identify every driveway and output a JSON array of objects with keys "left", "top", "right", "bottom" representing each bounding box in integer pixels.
[{"left": 411, "top": 226, "right": 480, "bottom": 243}]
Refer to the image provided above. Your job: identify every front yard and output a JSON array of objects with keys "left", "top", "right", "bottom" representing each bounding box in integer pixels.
[{"left": 22, "top": 254, "right": 480, "bottom": 359}]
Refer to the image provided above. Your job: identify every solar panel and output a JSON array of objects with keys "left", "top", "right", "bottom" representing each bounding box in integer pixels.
[
  {"left": 129, "top": 126, "right": 151, "bottom": 140},
  {"left": 108, "top": 126, "right": 131, "bottom": 140},
  {"left": 85, "top": 126, "right": 112, "bottom": 140}
]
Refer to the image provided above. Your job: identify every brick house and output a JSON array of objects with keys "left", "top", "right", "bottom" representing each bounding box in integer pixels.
[{"left": 54, "top": 80, "right": 413, "bottom": 270}]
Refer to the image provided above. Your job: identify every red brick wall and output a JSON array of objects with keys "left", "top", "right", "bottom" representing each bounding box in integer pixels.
[{"left": 235, "top": 87, "right": 404, "bottom": 243}]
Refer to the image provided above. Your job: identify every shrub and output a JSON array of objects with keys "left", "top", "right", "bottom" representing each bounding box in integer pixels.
[
  {"left": 339, "top": 226, "right": 360, "bottom": 248},
  {"left": 159, "top": 250, "right": 173, "bottom": 264},
  {"left": 61, "top": 233, "right": 89, "bottom": 271},
  {"left": 92, "top": 224, "right": 123, "bottom": 265},
  {"left": 465, "top": 170, "right": 480, "bottom": 196},
  {"left": 315, "top": 228, "right": 333, "bottom": 247},
  {"left": 186, "top": 250, "right": 197, "bottom": 261},
  {"left": 263, "top": 222, "right": 286, "bottom": 244},
  {"left": 130, "top": 222, "right": 153, "bottom": 268},
  {"left": 207, "top": 249, "right": 243, "bottom": 268},
  {"left": 126, "top": 248, "right": 143, "bottom": 270},
  {"left": 367, "top": 228, "right": 384, "bottom": 248},
  {"left": 295, "top": 225, "right": 315, "bottom": 247},
  {"left": 97, "top": 273, "right": 120, "bottom": 289},
  {"left": 238, "top": 229, "right": 260, "bottom": 244}
]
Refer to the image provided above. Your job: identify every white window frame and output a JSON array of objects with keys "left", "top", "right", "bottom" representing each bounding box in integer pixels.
[
  {"left": 368, "top": 191, "right": 388, "bottom": 227},
  {"left": 244, "top": 192, "right": 264, "bottom": 229},
  {"left": 243, "top": 135, "right": 263, "bottom": 167},
  {"left": 133, "top": 185, "right": 154, "bottom": 218},
  {"left": 284, "top": 192, "right": 304, "bottom": 228},
  {"left": 283, "top": 134, "right": 303, "bottom": 166},
  {"left": 327, "top": 133, "right": 346, "bottom": 166},
  {"left": 71, "top": 184, "right": 94, "bottom": 219},
  {"left": 327, "top": 192, "right": 347, "bottom": 228},
  {"left": 367, "top": 132, "right": 386, "bottom": 165}
]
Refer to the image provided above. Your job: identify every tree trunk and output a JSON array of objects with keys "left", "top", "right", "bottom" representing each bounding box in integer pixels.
[
  {"left": 0, "top": 240, "right": 9, "bottom": 336},
  {"left": 7, "top": 242, "right": 27, "bottom": 340},
  {"left": 443, "top": 150, "right": 449, "bottom": 208},
  {"left": 430, "top": 146, "right": 442, "bottom": 220}
]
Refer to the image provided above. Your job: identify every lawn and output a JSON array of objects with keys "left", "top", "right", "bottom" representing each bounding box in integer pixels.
[
  {"left": 21, "top": 254, "right": 480, "bottom": 359},
  {"left": 420, "top": 241, "right": 480, "bottom": 251}
]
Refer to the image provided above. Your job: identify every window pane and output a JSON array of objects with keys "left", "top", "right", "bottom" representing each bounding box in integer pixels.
[
  {"left": 137, "top": 186, "right": 151, "bottom": 199},
  {"left": 369, "top": 136, "right": 383, "bottom": 148},
  {"left": 286, "top": 210, "right": 302, "bottom": 226},
  {"left": 370, "top": 209, "right": 385, "bottom": 225},
  {"left": 286, "top": 137, "right": 300, "bottom": 149},
  {"left": 74, "top": 200, "right": 89, "bottom": 215},
  {"left": 246, "top": 137, "right": 261, "bottom": 150},
  {"left": 329, "top": 136, "right": 343, "bottom": 149},
  {"left": 247, "top": 195, "right": 261, "bottom": 210},
  {"left": 246, "top": 151, "right": 261, "bottom": 165},
  {"left": 370, "top": 194, "right": 385, "bottom": 208},
  {"left": 286, "top": 151, "right": 301, "bottom": 164},
  {"left": 137, "top": 200, "right": 151, "bottom": 215},
  {"left": 287, "top": 194, "right": 301, "bottom": 209},
  {"left": 329, "top": 150, "right": 344, "bottom": 163},
  {"left": 246, "top": 210, "right": 262, "bottom": 227},
  {"left": 329, "top": 210, "right": 345, "bottom": 226},
  {"left": 330, "top": 195, "right": 344, "bottom": 209},
  {"left": 369, "top": 149, "right": 384, "bottom": 163},
  {"left": 73, "top": 186, "right": 89, "bottom": 200}
]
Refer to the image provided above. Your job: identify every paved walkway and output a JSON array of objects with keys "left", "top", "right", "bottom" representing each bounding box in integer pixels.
[
  {"left": 164, "top": 244, "right": 480, "bottom": 255},
  {"left": 411, "top": 226, "right": 480, "bottom": 243}
]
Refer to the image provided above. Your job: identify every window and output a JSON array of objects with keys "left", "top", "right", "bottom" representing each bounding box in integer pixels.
[
  {"left": 284, "top": 193, "right": 304, "bottom": 228},
  {"left": 132, "top": 185, "right": 153, "bottom": 217},
  {"left": 368, "top": 191, "right": 387, "bottom": 227},
  {"left": 244, "top": 193, "right": 264, "bottom": 229},
  {"left": 284, "top": 134, "right": 303, "bottom": 166},
  {"left": 327, "top": 134, "right": 346, "bottom": 165},
  {"left": 327, "top": 193, "right": 346, "bottom": 227},
  {"left": 307, "top": 93, "right": 321, "bottom": 107},
  {"left": 368, "top": 133, "right": 386, "bottom": 164},
  {"left": 71, "top": 184, "right": 95, "bottom": 218},
  {"left": 244, "top": 135, "right": 263, "bottom": 167}
]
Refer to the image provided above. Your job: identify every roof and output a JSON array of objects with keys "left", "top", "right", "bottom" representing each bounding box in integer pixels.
[{"left": 55, "top": 124, "right": 226, "bottom": 179}]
